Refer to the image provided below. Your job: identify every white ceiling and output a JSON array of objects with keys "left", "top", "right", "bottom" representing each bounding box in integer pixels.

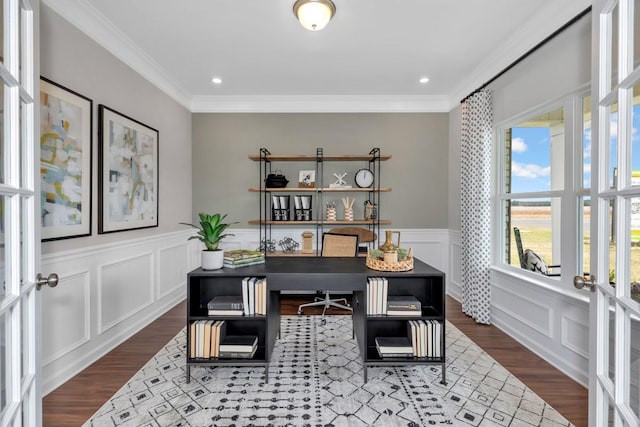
[{"left": 44, "top": 0, "right": 591, "bottom": 112}]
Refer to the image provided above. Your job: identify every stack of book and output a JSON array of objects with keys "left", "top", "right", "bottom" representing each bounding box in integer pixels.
[
  {"left": 375, "top": 336, "right": 413, "bottom": 358},
  {"left": 189, "top": 319, "right": 258, "bottom": 359},
  {"left": 242, "top": 277, "right": 267, "bottom": 315},
  {"left": 407, "top": 320, "right": 442, "bottom": 358},
  {"left": 386, "top": 295, "right": 422, "bottom": 316},
  {"left": 207, "top": 295, "right": 244, "bottom": 316},
  {"left": 223, "top": 249, "right": 265, "bottom": 268},
  {"left": 219, "top": 335, "right": 258, "bottom": 358},
  {"left": 367, "top": 277, "right": 388, "bottom": 315}
]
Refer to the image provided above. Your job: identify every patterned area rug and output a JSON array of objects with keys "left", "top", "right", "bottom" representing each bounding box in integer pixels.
[{"left": 84, "top": 316, "right": 573, "bottom": 427}]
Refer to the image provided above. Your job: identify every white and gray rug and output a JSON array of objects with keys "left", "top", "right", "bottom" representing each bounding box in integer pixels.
[{"left": 84, "top": 316, "right": 573, "bottom": 427}]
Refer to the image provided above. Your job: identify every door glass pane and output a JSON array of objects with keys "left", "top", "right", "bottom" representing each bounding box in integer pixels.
[
  {"left": 582, "top": 196, "right": 591, "bottom": 275},
  {"left": 631, "top": 84, "right": 640, "bottom": 187},
  {"left": 611, "top": 101, "right": 620, "bottom": 189},
  {"left": 630, "top": 197, "right": 640, "bottom": 303},
  {"left": 612, "top": 2, "right": 620, "bottom": 89},
  {"left": 631, "top": 315, "right": 640, "bottom": 418},
  {"left": 0, "top": 311, "right": 6, "bottom": 413},
  {"left": 635, "top": 0, "right": 640, "bottom": 68},
  {"left": 508, "top": 107, "right": 564, "bottom": 193},
  {"left": 608, "top": 198, "right": 618, "bottom": 289},
  {"left": 584, "top": 95, "right": 592, "bottom": 190},
  {"left": 608, "top": 296, "right": 616, "bottom": 382},
  {"left": 509, "top": 197, "right": 561, "bottom": 276},
  {"left": 0, "top": 195, "right": 5, "bottom": 301}
]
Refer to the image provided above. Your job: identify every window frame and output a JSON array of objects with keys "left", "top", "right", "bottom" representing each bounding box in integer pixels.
[{"left": 493, "top": 87, "right": 590, "bottom": 290}]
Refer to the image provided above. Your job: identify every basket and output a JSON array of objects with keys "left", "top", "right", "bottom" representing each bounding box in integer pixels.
[{"left": 366, "top": 248, "right": 414, "bottom": 272}]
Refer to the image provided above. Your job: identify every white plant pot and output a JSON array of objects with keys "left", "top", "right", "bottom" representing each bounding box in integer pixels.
[{"left": 201, "top": 250, "right": 224, "bottom": 270}]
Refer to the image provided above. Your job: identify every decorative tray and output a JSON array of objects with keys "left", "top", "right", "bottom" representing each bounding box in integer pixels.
[{"left": 365, "top": 248, "right": 414, "bottom": 272}]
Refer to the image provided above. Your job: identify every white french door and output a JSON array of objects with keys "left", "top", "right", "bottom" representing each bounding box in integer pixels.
[
  {"left": 0, "top": 0, "right": 41, "bottom": 426},
  {"left": 589, "top": 0, "right": 640, "bottom": 425}
]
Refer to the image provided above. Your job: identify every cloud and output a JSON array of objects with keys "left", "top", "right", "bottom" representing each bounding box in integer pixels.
[
  {"left": 512, "top": 161, "right": 551, "bottom": 179},
  {"left": 511, "top": 137, "right": 527, "bottom": 153}
]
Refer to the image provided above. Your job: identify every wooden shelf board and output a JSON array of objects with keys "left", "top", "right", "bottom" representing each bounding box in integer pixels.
[
  {"left": 249, "top": 154, "right": 391, "bottom": 162},
  {"left": 249, "top": 187, "right": 391, "bottom": 193},
  {"left": 248, "top": 219, "right": 391, "bottom": 225}
]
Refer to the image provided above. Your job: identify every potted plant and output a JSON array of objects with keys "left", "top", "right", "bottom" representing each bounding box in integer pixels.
[{"left": 181, "top": 212, "right": 237, "bottom": 270}]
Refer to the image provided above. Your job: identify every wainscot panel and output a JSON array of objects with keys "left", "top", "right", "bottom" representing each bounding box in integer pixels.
[
  {"left": 490, "top": 267, "right": 589, "bottom": 386},
  {"left": 41, "top": 231, "right": 192, "bottom": 396}
]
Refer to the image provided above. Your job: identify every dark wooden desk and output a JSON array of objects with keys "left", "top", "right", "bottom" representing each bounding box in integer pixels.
[{"left": 186, "top": 256, "right": 446, "bottom": 383}]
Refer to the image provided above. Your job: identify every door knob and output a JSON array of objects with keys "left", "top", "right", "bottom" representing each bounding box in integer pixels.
[
  {"left": 36, "top": 273, "right": 59, "bottom": 291},
  {"left": 573, "top": 274, "right": 596, "bottom": 292}
]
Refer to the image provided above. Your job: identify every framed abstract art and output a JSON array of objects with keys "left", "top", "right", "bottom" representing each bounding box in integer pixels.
[
  {"left": 98, "top": 105, "right": 159, "bottom": 233},
  {"left": 40, "top": 77, "right": 92, "bottom": 241}
]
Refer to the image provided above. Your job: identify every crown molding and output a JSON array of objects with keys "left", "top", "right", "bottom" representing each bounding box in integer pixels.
[
  {"left": 190, "top": 95, "right": 451, "bottom": 113},
  {"left": 449, "top": 0, "right": 592, "bottom": 106},
  {"left": 42, "top": 0, "right": 192, "bottom": 109}
]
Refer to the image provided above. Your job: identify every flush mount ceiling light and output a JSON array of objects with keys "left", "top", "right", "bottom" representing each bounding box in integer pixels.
[{"left": 293, "top": 0, "right": 336, "bottom": 31}]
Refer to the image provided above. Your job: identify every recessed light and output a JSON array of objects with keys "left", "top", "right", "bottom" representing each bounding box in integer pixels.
[
  {"left": 212, "top": 77, "right": 222, "bottom": 84},
  {"left": 419, "top": 77, "right": 430, "bottom": 84}
]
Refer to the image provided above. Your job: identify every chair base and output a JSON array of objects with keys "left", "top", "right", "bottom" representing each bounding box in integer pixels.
[{"left": 297, "top": 293, "right": 352, "bottom": 324}]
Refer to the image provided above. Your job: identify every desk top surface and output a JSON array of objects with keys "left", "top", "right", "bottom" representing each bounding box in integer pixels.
[{"left": 189, "top": 256, "right": 444, "bottom": 278}]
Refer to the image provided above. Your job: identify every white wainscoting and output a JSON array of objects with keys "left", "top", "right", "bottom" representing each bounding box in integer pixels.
[
  {"left": 41, "top": 230, "right": 197, "bottom": 395},
  {"left": 448, "top": 230, "right": 590, "bottom": 387}
]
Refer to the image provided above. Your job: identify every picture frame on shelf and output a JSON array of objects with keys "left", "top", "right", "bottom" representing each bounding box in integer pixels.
[
  {"left": 98, "top": 105, "right": 159, "bottom": 233},
  {"left": 298, "top": 170, "right": 315, "bottom": 188},
  {"left": 40, "top": 77, "right": 93, "bottom": 241}
]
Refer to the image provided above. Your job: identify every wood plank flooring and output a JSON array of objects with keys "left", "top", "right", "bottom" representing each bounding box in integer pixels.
[{"left": 43, "top": 295, "right": 587, "bottom": 426}]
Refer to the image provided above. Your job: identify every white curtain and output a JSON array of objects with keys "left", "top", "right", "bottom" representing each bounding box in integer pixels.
[{"left": 460, "top": 90, "right": 493, "bottom": 324}]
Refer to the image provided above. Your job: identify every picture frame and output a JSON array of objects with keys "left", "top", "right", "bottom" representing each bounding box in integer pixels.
[
  {"left": 98, "top": 105, "right": 159, "bottom": 233},
  {"left": 40, "top": 77, "right": 93, "bottom": 241},
  {"left": 298, "top": 170, "right": 316, "bottom": 188}
]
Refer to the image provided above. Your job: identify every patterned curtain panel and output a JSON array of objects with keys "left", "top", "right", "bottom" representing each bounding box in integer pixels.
[{"left": 460, "top": 90, "right": 493, "bottom": 324}]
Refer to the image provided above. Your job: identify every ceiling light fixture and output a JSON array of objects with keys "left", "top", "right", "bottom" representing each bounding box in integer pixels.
[
  {"left": 419, "top": 77, "right": 430, "bottom": 84},
  {"left": 293, "top": 0, "right": 336, "bottom": 31},
  {"left": 212, "top": 77, "right": 222, "bottom": 84}
]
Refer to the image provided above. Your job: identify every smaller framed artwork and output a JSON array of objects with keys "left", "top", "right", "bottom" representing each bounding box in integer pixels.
[
  {"left": 40, "top": 77, "right": 93, "bottom": 241},
  {"left": 298, "top": 170, "right": 316, "bottom": 188},
  {"left": 98, "top": 105, "right": 159, "bottom": 233}
]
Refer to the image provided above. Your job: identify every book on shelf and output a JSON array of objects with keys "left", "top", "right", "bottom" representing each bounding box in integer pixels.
[
  {"left": 387, "top": 295, "right": 421, "bottom": 311},
  {"left": 386, "top": 309, "right": 422, "bottom": 316},
  {"left": 375, "top": 336, "right": 413, "bottom": 357},
  {"left": 207, "top": 309, "right": 244, "bottom": 316},
  {"left": 219, "top": 347, "right": 258, "bottom": 359},
  {"left": 219, "top": 335, "right": 258, "bottom": 353},
  {"left": 203, "top": 320, "right": 215, "bottom": 358},
  {"left": 207, "top": 295, "right": 243, "bottom": 310},
  {"left": 223, "top": 249, "right": 264, "bottom": 261},
  {"left": 405, "top": 319, "right": 443, "bottom": 357},
  {"left": 223, "top": 258, "right": 265, "bottom": 269}
]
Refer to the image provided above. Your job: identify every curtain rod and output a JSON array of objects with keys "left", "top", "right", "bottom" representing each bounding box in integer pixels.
[{"left": 460, "top": 6, "right": 592, "bottom": 104}]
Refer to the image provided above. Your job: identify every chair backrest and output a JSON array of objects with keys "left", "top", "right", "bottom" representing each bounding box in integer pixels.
[
  {"left": 321, "top": 233, "right": 359, "bottom": 257},
  {"left": 513, "top": 227, "right": 526, "bottom": 268}
]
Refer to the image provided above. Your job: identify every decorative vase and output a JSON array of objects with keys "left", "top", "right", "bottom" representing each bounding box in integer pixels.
[
  {"left": 201, "top": 250, "right": 224, "bottom": 270},
  {"left": 326, "top": 206, "right": 336, "bottom": 221},
  {"left": 344, "top": 208, "right": 353, "bottom": 221}
]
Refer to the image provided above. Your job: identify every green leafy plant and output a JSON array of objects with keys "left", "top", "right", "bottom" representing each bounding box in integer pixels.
[{"left": 181, "top": 212, "right": 238, "bottom": 251}]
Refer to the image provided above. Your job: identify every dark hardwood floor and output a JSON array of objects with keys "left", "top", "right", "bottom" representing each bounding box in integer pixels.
[{"left": 43, "top": 295, "right": 588, "bottom": 426}]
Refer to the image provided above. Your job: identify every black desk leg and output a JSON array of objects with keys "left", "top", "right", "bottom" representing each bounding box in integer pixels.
[
  {"left": 440, "top": 363, "right": 447, "bottom": 385},
  {"left": 363, "top": 366, "right": 367, "bottom": 383},
  {"left": 265, "top": 366, "right": 269, "bottom": 383},
  {"left": 186, "top": 365, "right": 191, "bottom": 384}
]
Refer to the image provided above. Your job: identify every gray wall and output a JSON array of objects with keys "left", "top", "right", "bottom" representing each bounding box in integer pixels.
[
  {"left": 40, "top": 5, "right": 192, "bottom": 253},
  {"left": 192, "top": 113, "right": 449, "bottom": 229},
  {"left": 447, "top": 12, "right": 591, "bottom": 232}
]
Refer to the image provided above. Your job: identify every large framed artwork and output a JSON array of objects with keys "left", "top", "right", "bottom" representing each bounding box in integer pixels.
[
  {"left": 98, "top": 105, "right": 159, "bottom": 233},
  {"left": 40, "top": 77, "right": 92, "bottom": 241}
]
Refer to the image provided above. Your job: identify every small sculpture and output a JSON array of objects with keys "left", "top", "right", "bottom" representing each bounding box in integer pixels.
[
  {"left": 330, "top": 172, "right": 352, "bottom": 188},
  {"left": 258, "top": 238, "right": 277, "bottom": 253},
  {"left": 278, "top": 237, "right": 300, "bottom": 253}
]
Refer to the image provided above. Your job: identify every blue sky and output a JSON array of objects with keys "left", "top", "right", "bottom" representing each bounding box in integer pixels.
[{"left": 510, "top": 106, "right": 640, "bottom": 193}]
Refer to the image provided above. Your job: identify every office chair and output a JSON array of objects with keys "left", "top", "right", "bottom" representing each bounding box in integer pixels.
[{"left": 297, "top": 232, "right": 359, "bottom": 324}]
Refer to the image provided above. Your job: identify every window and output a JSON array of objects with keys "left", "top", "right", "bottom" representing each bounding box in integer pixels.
[{"left": 498, "top": 92, "right": 595, "bottom": 283}]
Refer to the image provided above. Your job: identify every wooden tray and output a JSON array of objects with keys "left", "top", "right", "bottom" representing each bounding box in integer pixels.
[{"left": 365, "top": 248, "right": 414, "bottom": 272}]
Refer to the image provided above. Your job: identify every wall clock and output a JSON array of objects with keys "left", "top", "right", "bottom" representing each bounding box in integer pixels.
[{"left": 354, "top": 168, "right": 374, "bottom": 188}]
